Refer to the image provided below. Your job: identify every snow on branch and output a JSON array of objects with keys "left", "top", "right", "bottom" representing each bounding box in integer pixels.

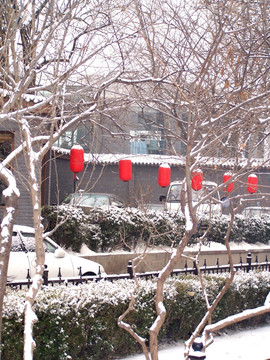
[
  {"left": 202, "top": 292, "right": 270, "bottom": 347},
  {"left": 204, "top": 90, "right": 270, "bottom": 127}
]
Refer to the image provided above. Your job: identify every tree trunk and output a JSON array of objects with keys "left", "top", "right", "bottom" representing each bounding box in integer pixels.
[{"left": 0, "top": 168, "right": 19, "bottom": 359}]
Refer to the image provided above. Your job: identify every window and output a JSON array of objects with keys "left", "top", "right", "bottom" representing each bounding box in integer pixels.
[
  {"left": 129, "top": 109, "right": 166, "bottom": 155},
  {"left": 0, "top": 132, "right": 13, "bottom": 160},
  {"left": 130, "top": 130, "right": 165, "bottom": 154},
  {"left": 63, "top": 193, "right": 110, "bottom": 207},
  {"left": 58, "top": 128, "right": 76, "bottom": 149},
  {"left": 11, "top": 231, "right": 55, "bottom": 253},
  {"left": 56, "top": 123, "right": 92, "bottom": 151}
]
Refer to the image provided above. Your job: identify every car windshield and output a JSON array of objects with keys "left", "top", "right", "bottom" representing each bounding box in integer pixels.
[
  {"left": 167, "top": 184, "right": 182, "bottom": 202},
  {"left": 64, "top": 193, "right": 110, "bottom": 207},
  {"left": 167, "top": 183, "right": 218, "bottom": 203},
  {"left": 11, "top": 232, "right": 24, "bottom": 252},
  {"left": 11, "top": 231, "right": 57, "bottom": 253}
]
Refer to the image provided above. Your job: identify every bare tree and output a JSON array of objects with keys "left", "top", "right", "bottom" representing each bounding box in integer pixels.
[
  {"left": 0, "top": 1, "right": 139, "bottom": 359},
  {"left": 0, "top": 0, "right": 270, "bottom": 359},
  {"left": 115, "top": 0, "right": 270, "bottom": 359}
]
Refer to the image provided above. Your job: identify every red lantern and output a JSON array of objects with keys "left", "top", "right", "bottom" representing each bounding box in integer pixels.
[
  {"left": 247, "top": 174, "right": 257, "bottom": 194},
  {"left": 119, "top": 159, "right": 132, "bottom": 182},
  {"left": 158, "top": 163, "right": 171, "bottom": 187},
  {"left": 70, "top": 145, "right": 84, "bottom": 173},
  {"left": 191, "top": 169, "right": 203, "bottom": 191},
  {"left": 223, "top": 172, "right": 234, "bottom": 193}
]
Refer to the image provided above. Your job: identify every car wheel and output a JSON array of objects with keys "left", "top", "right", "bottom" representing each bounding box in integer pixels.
[{"left": 82, "top": 271, "right": 97, "bottom": 276}]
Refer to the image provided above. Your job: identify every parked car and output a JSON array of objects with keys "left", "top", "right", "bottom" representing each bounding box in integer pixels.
[
  {"left": 62, "top": 191, "right": 124, "bottom": 214},
  {"left": 242, "top": 207, "right": 270, "bottom": 217},
  {"left": 160, "top": 180, "right": 222, "bottom": 215},
  {"left": 7, "top": 225, "right": 106, "bottom": 282}
]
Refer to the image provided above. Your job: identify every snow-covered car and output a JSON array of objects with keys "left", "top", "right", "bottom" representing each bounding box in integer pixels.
[
  {"left": 62, "top": 191, "right": 124, "bottom": 214},
  {"left": 7, "top": 225, "right": 105, "bottom": 282}
]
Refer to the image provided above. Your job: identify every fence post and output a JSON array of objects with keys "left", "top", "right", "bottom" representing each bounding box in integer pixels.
[
  {"left": 43, "top": 265, "right": 48, "bottom": 286},
  {"left": 58, "top": 267, "right": 62, "bottom": 280},
  {"left": 247, "top": 253, "right": 252, "bottom": 272},
  {"left": 127, "top": 260, "right": 134, "bottom": 279},
  {"left": 193, "top": 261, "right": 198, "bottom": 276},
  {"left": 26, "top": 269, "right": 31, "bottom": 289},
  {"left": 184, "top": 260, "right": 188, "bottom": 274}
]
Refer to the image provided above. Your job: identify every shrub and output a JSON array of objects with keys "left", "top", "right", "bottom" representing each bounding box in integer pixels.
[
  {"left": 42, "top": 205, "right": 89, "bottom": 252},
  {"left": 42, "top": 205, "right": 270, "bottom": 252},
  {"left": 2, "top": 272, "right": 270, "bottom": 359},
  {"left": 42, "top": 205, "right": 183, "bottom": 252}
]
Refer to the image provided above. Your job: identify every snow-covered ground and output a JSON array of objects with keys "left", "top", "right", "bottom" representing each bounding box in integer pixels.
[
  {"left": 118, "top": 322, "right": 270, "bottom": 360},
  {"left": 77, "top": 239, "right": 270, "bottom": 256}
]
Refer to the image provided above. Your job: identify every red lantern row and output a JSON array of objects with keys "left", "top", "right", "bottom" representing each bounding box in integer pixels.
[
  {"left": 191, "top": 170, "right": 257, "bottom": 194},
  {"left": 117, "top": 159, "right": 259, "bottom": 195},
  {"left": 222, "top": 173, "right": 257, "bottom": 194},
  {"left": 118, "top": 161, "right": 172, "bottom": 187}
]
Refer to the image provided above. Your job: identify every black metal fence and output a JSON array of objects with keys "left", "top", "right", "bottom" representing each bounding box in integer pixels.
[{"left": 6, "top": 252, "right": 270, "bottom": 289}]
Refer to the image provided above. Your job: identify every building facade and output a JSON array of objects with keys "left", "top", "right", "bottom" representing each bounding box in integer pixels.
[{"left": 1, "top": 104, "right": 270, "bottom": 227}]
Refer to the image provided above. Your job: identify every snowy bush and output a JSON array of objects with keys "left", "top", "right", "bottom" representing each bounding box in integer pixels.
[
  {"left": 42, "top": 205, "right": 270, "bottom": 252},
  {"left": 42, "top": 205, "right": 184, "bottom": 252},
  {"left": 2, "top": 272, "right": 270, "bottom": 359},
  {"left": 202, "top": 214, "right": 270, "bottom": 244},
  {"left": 42, "top": 205, "right": 90, "bottom": 252}
]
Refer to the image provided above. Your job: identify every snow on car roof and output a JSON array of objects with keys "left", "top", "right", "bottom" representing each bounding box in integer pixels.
[{"left": 13, "top": 225, "right": 35, "bottom": 233}]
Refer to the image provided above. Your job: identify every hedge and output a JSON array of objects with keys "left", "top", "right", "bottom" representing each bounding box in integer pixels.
[
  {"left": 42, "top": 205, "right": 270, "bottom": 253},
  {"left": 2, "top": 271, "right": 270, "bottom": 359},
  {"left": 42, "top": 205, "right": 185, "bottom": 252}
]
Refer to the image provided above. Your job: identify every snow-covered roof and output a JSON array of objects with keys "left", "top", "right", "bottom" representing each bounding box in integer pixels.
[{"left": 53, "top": 146, "right": 270, "bottom": 169}]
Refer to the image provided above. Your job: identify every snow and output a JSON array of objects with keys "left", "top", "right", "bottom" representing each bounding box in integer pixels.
[
  {"left": 24, "top": 300, "right": 38, "bottom": 358},
  {"left": 187, "top": 240, "right": 270, "bottom": 252},
  {"left": 76, "top": 239, "right": 270, "bottom": 257},
  {"left": 1, "top": 167, "right": 20, "bottom": 198},
  {"left": 184, "top": 205, "right": 193, "bottom": 231},
  {"left": 119, "top": 322, "right": 270, "bottom": 360},
  {"left": 150, "top": 301, "right": 166, "bottom": 332},
  {"left": 0, "top": 88, "right": 47, "bottom": 104},
  {"left": 72, "top": 243, "right": 96, "bottom": 256},
  {"left": 160, "top": 163, "right": 170, "bottom": 168},
  {"left": 71, "top": 144, "right": 84, "bottom": 150}
]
